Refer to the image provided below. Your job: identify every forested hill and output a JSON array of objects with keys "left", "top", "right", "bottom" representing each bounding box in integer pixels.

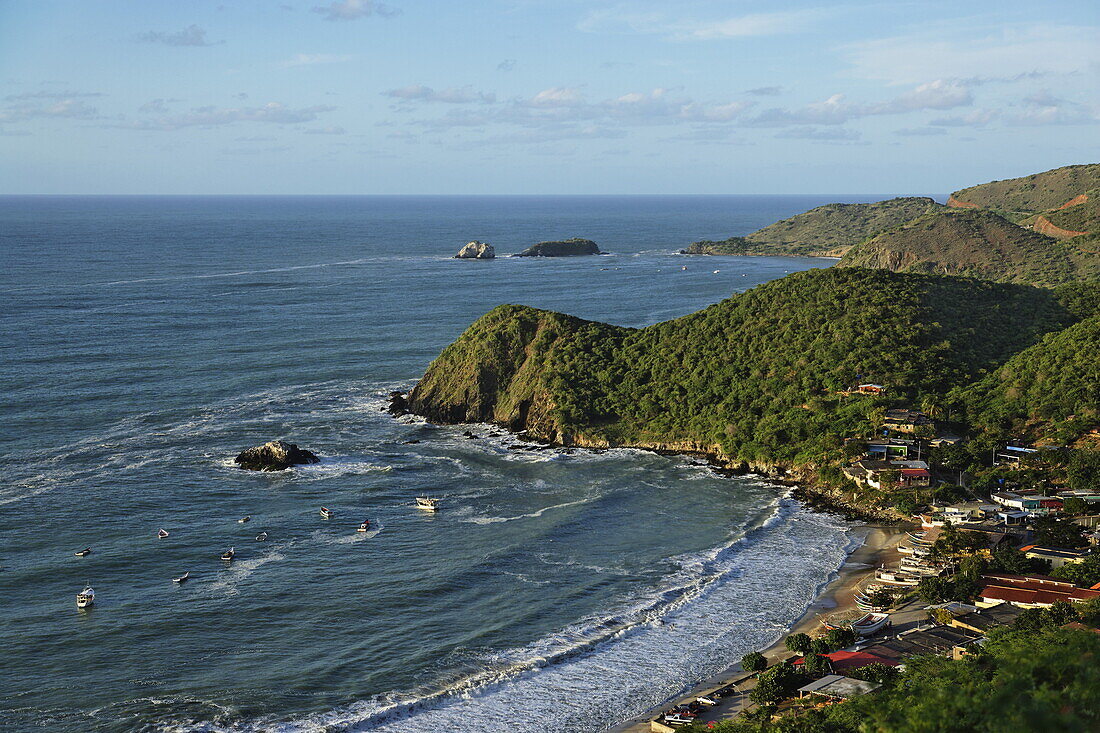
[
  {"left": 408, "top": 269, "right": 1090, "bottom": 472},
  {"left": 949, "top": 163, "right": 1100, "bottom": 216},
  {"left": 837, "top": 209, "right": 1100, "bottom": 286},
  {"left": 681, "top": 197, "right": 941, "bottom": 257}
]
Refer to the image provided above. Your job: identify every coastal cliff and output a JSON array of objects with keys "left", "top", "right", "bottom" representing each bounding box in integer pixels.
[{"left": 408, "top": 269, "right": 1088, "bottom": 477}]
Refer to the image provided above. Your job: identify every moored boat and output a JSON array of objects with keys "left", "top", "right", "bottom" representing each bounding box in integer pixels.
[
  {"left": 415, "top": 497, "right": 440, "bottom": 511},
  {"left": 357, "top": 520, "right": 370, "bottom": 532},
  {"left": 238, "top": 515, "right": 251, "bottom": 524},
  {"left": 173, "top": 572, "right": 190, "bottom": 583},
  {"left": 76, "top": 586, "right": 95, "bottom": 608},
  {"left": 220, "top": 547, "right": 235, "bottom": 562},
  {"left": 158, "top": 528, "right": 169, "bottom": 539},
  {"left": 74, "top": 547, "right": 91, "bottom": 557},
  {"left": 319, "top": 507, "right": 333, "bottom": 519},
  {"left": 255, "top": 531, "right": 268, "bottom": 541}
]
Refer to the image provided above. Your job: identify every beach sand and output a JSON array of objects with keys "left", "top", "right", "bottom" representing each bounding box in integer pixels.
[{"left": 610, "top": 522, "right": 908, "bottom": 732}]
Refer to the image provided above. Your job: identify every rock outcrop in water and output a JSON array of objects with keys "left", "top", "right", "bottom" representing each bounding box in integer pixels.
[
  {"left": 454, "top": 241, "right": 495, "bottom": 259},
  {"left": 514, "top": 238, "right": 602, "bottom": 257},
  {"left": 234, "top": 440, "right": 319, "bottom": 471}
]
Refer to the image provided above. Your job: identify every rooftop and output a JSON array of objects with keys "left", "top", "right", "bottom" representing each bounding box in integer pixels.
[{"left": 797, "top": 675, "right": 881, "bottom": 700}]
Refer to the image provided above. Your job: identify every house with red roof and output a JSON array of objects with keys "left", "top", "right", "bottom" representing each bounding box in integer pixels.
[{"left": 977, "top": 573, "right": 1100, "bottom": 609}]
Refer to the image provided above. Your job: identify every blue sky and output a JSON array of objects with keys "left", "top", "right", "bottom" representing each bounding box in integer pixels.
[{"left": 0, "top": 0, "right": 1097, "bottom": 194}]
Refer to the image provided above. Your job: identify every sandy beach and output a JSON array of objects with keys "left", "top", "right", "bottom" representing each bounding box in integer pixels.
[{"left": 610, "top": 522, "right": 908, "bottom": 733}]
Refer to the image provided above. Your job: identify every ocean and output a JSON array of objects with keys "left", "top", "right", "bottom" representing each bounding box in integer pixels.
[{"left": 1, "top": 195, "right": 871, "bottom": 732}]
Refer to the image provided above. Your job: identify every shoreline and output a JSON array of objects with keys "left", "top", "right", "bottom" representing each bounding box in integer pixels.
[{"left": 608, "top": 520, "right": 907, "bottom": 733}]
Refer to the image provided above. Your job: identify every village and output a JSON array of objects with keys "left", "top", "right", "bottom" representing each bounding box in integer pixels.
[{"left": 642, "top": 384, "right": 1100, "bottom": 731}]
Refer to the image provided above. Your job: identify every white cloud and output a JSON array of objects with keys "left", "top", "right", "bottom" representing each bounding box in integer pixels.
[
  {"left": 744, "top": 86, "right": 782, "bottom": 97},
  {"left": 526, "top": 87, "right": 586, "bottom": 109},
  {"left": 280, "top": 53, "right": 353, "bottom": 68},
  {"left": 775, "top": 126, "right": 861, "bottom": 141},
  {"left": 0, "top": 98, "right": 100, "bottom": 123},
  {"left": 578, "top": 7, "right": 820, "bottom": 40},
  {"left": 312, "top": 0, "right": 397, "bottom": 21},
  {"left": 137, "top": 25, "right": 218, "bottom": 47},
  {"left": 866, "top": 79, "right": 973, "bottom": 114},
  {"left": 385, "top": 85, "right": 496, "bottom": 104},
  {"left": 127, "top": 102, "right": 336, "bottom": 130},
  {"left": 843, "top": 24, "right": 1100, "bottom": 84}
]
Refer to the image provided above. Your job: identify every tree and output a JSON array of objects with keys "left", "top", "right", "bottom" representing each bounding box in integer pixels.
[
  {"left": 1067, "top": 450, "right": 1100, "bottom": 493},
  {"left": 1052, "top": 554, "right": 1100, "bottom": 587},
  {"left": 810, "top": 637, "right": 832, "bottom": 655},
  {"left": 823, "top": 627, "right": 857, "bottom": 651},
  {"left": 785, "top": 632, "right": 812, "bottom": 655},
  {"left": 750, "top": 660, "right": 798, "bottom": 705},
  {"left": 848, "top": 662, "right": 899, "bottom": 684},
  {"left": 866, "top": 587, "right": 896, "bottom": 609},
  {"left": 1063, "top": 497, "right": 1089, "bottom": 516},
  {"left": 802, "top": 653, "right": 831, "bottom": 679},
  {"left": 1032, "top": 515, "right": 1088, "bottom": 548},
  {"left": 740, "top": 650, "right": 767, "bottom": 672}
]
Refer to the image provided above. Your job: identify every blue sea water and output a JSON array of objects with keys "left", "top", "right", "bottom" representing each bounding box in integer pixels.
[{"left": 0, "top": 195, "right": 871, "bottom": 732}]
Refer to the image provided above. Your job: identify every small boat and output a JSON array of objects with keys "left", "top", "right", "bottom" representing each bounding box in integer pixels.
[
  {"left": 74, "top": 547, "right": 92, "bottom": 557},
  {"left": 824, "top": 612, "right": 890, "bottom": 637},
  {"left": 220, "top": 547, "right": 235, "bottom": 562},
  {"left": 357, "top": 520, "right": 371, "bottom": 533},
  {"left": 319, "top": 507, "right": 333, "bottom": 519},
  {"left": 76, "top": 586, "right": 95, "bottom": 609},
  {"left": 874, "top": 568, "right": 920, "bottom": 586},
  {"left": 415, "top": 497, "right": 440, "bottom": 511},
  {"left": 238, "top": 516, "right": 251, "bottom": 524},
  {"left": 158, "top": 529, "right": 169, "bottom": 539},
  {"left": 255, "top": 531, "right": 268, "bottom": 542},
  {"left": 173, "top": 572, "right": 190, "bottom": 584}
]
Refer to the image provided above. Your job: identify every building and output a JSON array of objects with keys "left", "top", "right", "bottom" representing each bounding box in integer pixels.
[
  {"left": 1018, "top": 545, "right": 1091, "bottom": 569},
  {"left": 883, "top": 408, "right": 933, "bottom": 434},
  {"left": 857, "top": 384, "right": 887, "bottom": 395},
  {"left": 858, "top": 626, "right": 983, "bottom": 661},
  {"left": 949, "top": 602, "right": 1024, "bottom": 633},
  {"left": 976, "top": 573, "right": 1100, "bottom": 609},
  {"left": 797, "top": 675, "right": 881, "bottom": 701}
]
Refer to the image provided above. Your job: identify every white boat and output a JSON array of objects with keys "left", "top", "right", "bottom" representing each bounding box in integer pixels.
[
  {"left": 415, "top": 497, "right": 440, "bottom": 511},
  {"left": 851, "top": 612, "right": 891, "bottom": 636},
  {"left": 319, "top": 507, "right": 333, "bottom": 519},
  {"left": 76, "top": 586, "right": 95, "bottom": 608},
  {"left": 74, "top": 547, "right": 91, "bottom": 557},
  {"left": 158, "top": 529, "right": 169, "bottom": 538},
  {"left": 220, "top": 547, "right": 235, "bottom": 562},
  {"left": 238, "top": 516, "right": 251, "bottom": 524},
  {"left": 173, "top": 572, "right": 190, "bottom": 583},
  {"left": 874, "top": 568, "right": 920, "bottom": 586},
  {"left": 255, "top": 531, "right": 268, "bottom": 542},
  {"left": 357, "top": 520, "right": 370, "bottom": 532}
]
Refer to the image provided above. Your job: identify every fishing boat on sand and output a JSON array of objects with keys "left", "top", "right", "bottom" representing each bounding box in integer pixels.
[
  {"left": 415, "top": 497, "right": 440, "bottom": 511},
  {"left": 76, "top": 586, "right": 95, "bottom": 609},
  {"left": 874, "top": 568, "right": 920, "bottom": 586},
  {"left": 220, "top": 547, "right": 235, "bottom": 562},
  {"left": 824, "top": 611, "right": 891, "bottom": 637}
]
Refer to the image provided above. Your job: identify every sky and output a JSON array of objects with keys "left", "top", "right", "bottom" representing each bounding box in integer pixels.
[{"left": 0, "top": 0, "right": 1097, "bottom": 194}]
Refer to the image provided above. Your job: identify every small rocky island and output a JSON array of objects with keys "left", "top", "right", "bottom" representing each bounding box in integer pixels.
[
  {"left": 514, "top": 238, "right": 603, "bottom": 257},
  {"left": 454, "top": 241, "right": 495, "bottom": 259},
  {"left": 234, "top": 440, "right": 319, "bottom": 471}
]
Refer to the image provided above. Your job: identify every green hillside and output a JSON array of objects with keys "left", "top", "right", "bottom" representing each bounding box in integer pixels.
[
  {"left": 682, "top": 197, "right": 941, "bottom": 257},
  {"left": 409, "top": 269, "right": 1083, "bottom": 471},
  {"left": 837, "top": 209, "right": 1100, "bottom": 286},
  {"left": 957, "top": 310, "right": 1100, "bottom": 445},
  {"left": 950, "top": 163, "right": 1100, "bottom": 215}
]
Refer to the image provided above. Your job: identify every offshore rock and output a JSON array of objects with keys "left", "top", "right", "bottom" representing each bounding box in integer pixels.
[
  {"left": 234, "top": 440, "right": 319, "bottom": 471},
  {"left": 454, "top": 241, "right": 495, "bottom": 259},
  {"left": 387, "top": 391, "right": 409, "bottom": 417},
  {"left": 514, "top": 238, "right": 602, "bottom": 257}
]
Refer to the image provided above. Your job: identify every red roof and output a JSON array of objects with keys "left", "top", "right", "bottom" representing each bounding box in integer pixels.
[
  {"left": 979, "top": 573, "right": 1100, "bottom": 607},
  {"left": 795, "top": 650, "right": 899, "bottom": 673},
  {"left": 900, "top": 468, "right": 930, "bottom": 477}
]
